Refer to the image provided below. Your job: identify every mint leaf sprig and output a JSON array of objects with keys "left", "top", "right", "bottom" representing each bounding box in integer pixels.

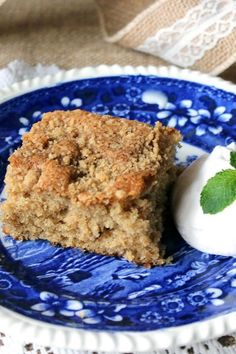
[
  {"left": 230, "top": 151, "right": 236, "bottom": 169},
  {"left": 200, "top": 151, "right": 236, "bottom": 214}
]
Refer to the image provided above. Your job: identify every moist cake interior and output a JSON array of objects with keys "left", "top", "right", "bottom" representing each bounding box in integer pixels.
[{"left": 1, "top": 109, "right": 181, "bottom": 266}]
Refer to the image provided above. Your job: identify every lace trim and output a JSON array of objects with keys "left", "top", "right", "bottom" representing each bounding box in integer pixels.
[
  {"left": 137, "top": 0, "right": 236, "bottom": 67},
  {"left": 0, "top": 60, "right": 61, "bottom": 88}
]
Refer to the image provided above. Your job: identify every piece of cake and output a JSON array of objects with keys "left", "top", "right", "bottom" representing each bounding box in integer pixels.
[{"left": 1, "top": 109, "right": 181, "bottom": 266}]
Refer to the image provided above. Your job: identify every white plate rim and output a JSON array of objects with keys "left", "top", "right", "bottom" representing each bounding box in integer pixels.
[{"left": 0, "top": 65, "right": 236, "bottom": 352}]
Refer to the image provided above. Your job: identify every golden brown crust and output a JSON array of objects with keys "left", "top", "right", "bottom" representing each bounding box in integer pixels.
[
  {"left": 7, "top": 109, "right": 181, "bottom": 205},
  {"left": 2, "top": 109, "right": 182, "bottom": 266}
]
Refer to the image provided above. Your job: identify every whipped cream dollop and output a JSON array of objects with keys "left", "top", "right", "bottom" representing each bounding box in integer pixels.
[{"left": 172, "top": 143, "right": 236, "bottom": 256}]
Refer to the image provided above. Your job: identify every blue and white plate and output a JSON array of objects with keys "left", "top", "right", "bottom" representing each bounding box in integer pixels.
[{"left": 0, "top": 66, "right": 236, "bottom": 352}]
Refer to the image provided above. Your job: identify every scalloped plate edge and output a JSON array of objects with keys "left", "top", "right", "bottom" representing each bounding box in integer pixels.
[
  {"left": 0, "top": 64, "right": 236, "bottom": 103},
  {"left": 1, "top": 305, "right": 236, "bottom": 352},
  {"left": 0, "top": 65, "right": 236, "bottom": 352}
]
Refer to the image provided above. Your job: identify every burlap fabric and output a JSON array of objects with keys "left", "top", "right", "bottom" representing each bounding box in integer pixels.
[
  {"left": 96, "top": 0, "right": 236, "bottom": 75},
  {"left": 0, "top": 0, "right": 235, "bottom": 82},
  {"left": 0, "top": 0, "right": 166, "bottom": 69}
]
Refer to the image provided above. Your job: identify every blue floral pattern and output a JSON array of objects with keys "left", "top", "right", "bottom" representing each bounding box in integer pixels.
[
  {"left": 190, "top": 106, "right": 233, "bottom": 136},
  {"left": 31, "top": 291, "right": 82, "bottom": 317},
  {"left": 157, "top": 100, "right": 198, "bottom": 128},
  {"left": 0, "top": 75, "right": 235, "bottom": 332},
  {"left": 30, "top": 291, "right": 125, "bottom": 324},
  {"left": 139, "top": 311, "right": 175, "bottom": 325}
]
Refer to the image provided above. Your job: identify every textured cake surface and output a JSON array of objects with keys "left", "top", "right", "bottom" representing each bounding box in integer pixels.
[{"left": 1, "top": 109, "right": 181, "bottom": 265}]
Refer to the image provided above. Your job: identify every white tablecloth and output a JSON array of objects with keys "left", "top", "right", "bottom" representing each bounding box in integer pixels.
[{"left": 1, "top": 330, "right": 236, "bottom": 354}]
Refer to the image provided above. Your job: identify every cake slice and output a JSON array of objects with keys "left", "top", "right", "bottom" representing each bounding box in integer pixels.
[{"left": 1, "top": 109, "right": 181, "bottom": 266}]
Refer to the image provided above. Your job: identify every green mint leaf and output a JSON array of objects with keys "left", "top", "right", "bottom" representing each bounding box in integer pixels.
[
  {"left": 230, "top": 151, "right": 236, "bottom": 169},
  {"left": 200, "top": 169, "right": 236, "bottom": 214}
]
